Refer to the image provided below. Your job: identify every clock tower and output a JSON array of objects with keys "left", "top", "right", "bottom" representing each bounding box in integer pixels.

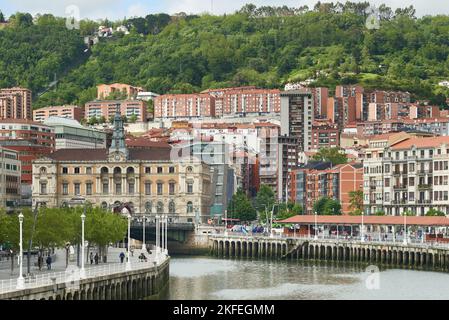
[{"left": 109, "top": 103, "right": 129, "bottom": 161}]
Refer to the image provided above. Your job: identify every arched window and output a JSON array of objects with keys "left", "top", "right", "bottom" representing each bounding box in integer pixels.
[
  {"left": 40, "top": 167, "right": 47, "bottom": 174},
  {"left": 114, "top": 167, "right": 122, "bottom": 175},
  {"left": 157, "top": 202, "right": 164, "bottom": 214},
  {"left": 101, "top": 202, "right": 108, "bottom": 210},
  {"left": 126, "top": 167, "right": 135, "bottom": 175},
  {"left": 101, "top": 167, "right": 109, "bottom": 175},
  {"left": 187, "top": 201, "right": 193, "bottom": 214},
  {"left": 169, "top": 201, "right": 175, "bottom": 214},
  {"left": 145, "top": 201, "right": 153, "bottom": 214}
]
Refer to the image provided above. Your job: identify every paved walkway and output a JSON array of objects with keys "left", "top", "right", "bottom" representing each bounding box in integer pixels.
[{"left": 0, "top": 246, "right": 157, "bottom": 281}]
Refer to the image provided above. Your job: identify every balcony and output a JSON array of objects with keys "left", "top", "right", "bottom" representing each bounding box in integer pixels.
[
  {"left": 417, "top": 170, "right": 432, "bottom": 175},
  {"left": 391, "top": 199, "right": 407, "bottom": 205},
  {"left": 418, "top": 184, "right": 432, "bottom": 190},
  {"left": 417, "top": 199, "right": 432, "bottom": 204},
  {"left": 393, "top": 185, "right": 407, "bottom": 190}
]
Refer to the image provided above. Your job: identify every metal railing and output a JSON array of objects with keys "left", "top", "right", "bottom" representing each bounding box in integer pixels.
[{"left": 0, "top": 248, "right": 168, "bottom": 295}]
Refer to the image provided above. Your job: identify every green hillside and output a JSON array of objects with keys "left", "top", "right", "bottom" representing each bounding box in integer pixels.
[{"left": 1, "top": 3, "right": 449, "bottom": 109}]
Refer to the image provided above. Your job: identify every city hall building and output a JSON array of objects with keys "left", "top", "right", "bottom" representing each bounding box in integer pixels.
[{"left": 32, "top": 107, "right": 213, "bottom": 222}]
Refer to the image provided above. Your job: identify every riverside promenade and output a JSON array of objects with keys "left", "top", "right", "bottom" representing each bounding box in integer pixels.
[{"left": 0, "top": 247, "right": 169, "bottom": 300}]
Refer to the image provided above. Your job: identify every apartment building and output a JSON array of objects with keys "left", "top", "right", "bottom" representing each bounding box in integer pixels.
[
  {"left": 0, "top": 87, "right": 32, "bottom": 120},
  {"left": 0, "top": 146, "right": 21, "bottom": 209},
  {"left": 0, "top": 119, "right": 55, "bottom": 186},
  {"left": 311, "top": 121, "right": 340, "bottom": 151},
  {"left": 33, "top": 105, "right": 84, "bottom": 122},
  {"left": 363, "top": 136, "right": 449, "bottom": 216},
  {"left": 85, "top": 100, "right": 148, "bottom": 122},
  {"left": 280, "top": 89, "right": 314, "bottom": 152},
  {"left": 290, "top": 162, "right": 363, "bottom": 215},
  {"left": 327, "top": 96, "right": 356, "bottom": 129},
  {"left": 97, "top": 83, "right": 143, "bottom": 100},
  {"left": 154, "top": 94, "right": 215, "bottom": 119}
]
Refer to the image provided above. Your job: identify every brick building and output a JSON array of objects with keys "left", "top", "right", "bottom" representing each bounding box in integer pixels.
[
  {"left": 327, "top": 96, "right": 356, "bottom": 129},
  {"left": 290, "top": 162, "right": 363, "bottom": 215},
  {"left": 33, "top": 105, "right": 84, "bottom": 122},
  {"left": 0, "top": 87, "right": 32, "bottom": 120},
  {"left": 311, "top": 121, "right": 340, "bottom": 151}
]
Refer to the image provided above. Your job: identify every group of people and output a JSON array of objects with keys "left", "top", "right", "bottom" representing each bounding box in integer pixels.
[
  {"left": 89, "top": 252, "right": 100, "bottom": 265},
  {"left": 119, "top": 250, "right": 152, "bottom": 263}
]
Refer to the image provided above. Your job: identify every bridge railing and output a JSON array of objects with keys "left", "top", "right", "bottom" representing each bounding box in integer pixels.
[{"left": 0, "top": 248, "right": 168, "bottom": 296}]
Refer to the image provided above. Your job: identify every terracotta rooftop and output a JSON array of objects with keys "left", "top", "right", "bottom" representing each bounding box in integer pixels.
[
  {"left": 391, "top": 136, "right": 449, "bottom": 150},
  {"left": 278, "top": 215, "right": 449, "bottom": 226},
  {"left": 45, "top": 148, "right": 172, "bottom": 161}
]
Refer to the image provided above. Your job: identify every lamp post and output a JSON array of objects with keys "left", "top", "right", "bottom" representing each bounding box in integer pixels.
[
  {"left": 403, "top": 213, "right": 408, "bottom": 245},
  {"left": 224, "top": 210, "right": 228, "bottom": 236},
  {"left": 142, "top": 215, "right": 146, "bottom": 252},
  {"left": 80, "top": 212, "right": 86, "bottom": 278},
  {"left": 17, "top": 212, "right": 24, "bottom": 289},
  {"left": 361, "top": 211, "right": 365, "bottom": 242},
  {"left": 123, "top": 208, "right": 132, "bottom": 271},
  {"left": 165, "top": 214, "right": 168, "bottom": 255},
  {"left": 314, "top": 211, "right": 318, "bottom": 240}
]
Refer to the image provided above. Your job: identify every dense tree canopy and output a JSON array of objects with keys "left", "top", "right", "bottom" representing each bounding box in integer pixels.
[
  {"left": 227, "top": 188, "right": 257, "bottom": 222},
  {"left": 312, "top": 148, "right": 348, "bottom": 166},
  {"left": 0, "top": 3, "right": 449, "bottom": 109}
]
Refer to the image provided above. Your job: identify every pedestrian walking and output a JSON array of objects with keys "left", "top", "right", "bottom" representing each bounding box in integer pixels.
[
  {"left": 119, "top": 252, "right": 125, "bottom": 263},
  {"left": 90, "top": 252, "right": 94, "bottom": 265},
  {"left": 37, "top": 255, "right": 43, "bottom": 271},
  {"left": 46, "top": 255, "right": 52, "bottom": 270},
  {"left": 94, "top": 253, "right": 99, "bottom": 265}
]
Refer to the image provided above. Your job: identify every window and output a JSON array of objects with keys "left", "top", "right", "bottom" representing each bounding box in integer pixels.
[
  {"left": 145, "top": 167, "right": 151, "bottom": 174},
  {"left": 62, "top": 183, "right": 68, "bottom": 195},
  {"left": 74, "top": 167, "right": 80, "bottom": 174},
  {"left": 169, "top": 182, "right": 175, "bottom": 195},
  {"left": 169, "top": 167, "right": 175, "bottom": 173},
  {"left": 187, "top": 201, "right": 193, "bottom": 213},
  {"left": 74, "top": 183, "right": 80, "bottom": 195},
  {"left": 128, "top": 183, "right": 135, "bottom": 195},
  {"left": 62, "top": 167, "right": 68, "bottom": 174},
  {"left": 409, "top": 192, "right": 415, "bottom": 201},
  {"left": 102, "top": 182, "right": 109, "bottom": 195},
  {"left": 187, "top": 182, "right": 193, "bottom": 194},
  {"left": 157, "top": 183, "right": 163, "bottom": 195},
  {"left": 145, "top": 201, "right": 152, "bottom": 214},
  {"left": 409, "top": 177, "right": 415, "bottom": 187},
  {"left": 86, "top": 183, "right": 92, "bottom": 195},
  {"left": 145, "top": 182, "right": 151, "bottom": 195},
  {"left": 86, "top": 167, "right": 92, "bottom": 175},
  {"left": 157, "top": 167, "right": 163, "bottom": 174},
  {"left": 384, "top": 164, "right": 390, "bottom": 173},
  {"left": 40, "top": 182, "right": 47, "bottom": 195},
  {"left": 115, "top": 183, "right": 122, "bottom": 195},
  {"left": 157, "top": 202, "right": 164, "bottom": 214},
  {"left": 384, "top": 178, "right": 390, "bottom": 188}
]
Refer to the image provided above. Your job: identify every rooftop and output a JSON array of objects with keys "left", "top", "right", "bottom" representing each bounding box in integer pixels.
[
  {"left": 44, "top": 148, "right": 172, "bottom": 162},
  {"left": 391, "top": 136, "right": 449, "bottom": 150}
]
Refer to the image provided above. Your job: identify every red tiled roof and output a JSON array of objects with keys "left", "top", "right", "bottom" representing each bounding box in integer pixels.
[
  {"left": 391, "top": 136, "right": 449, "bottom": 150},
  {"left": 278, "top": 215, "right": 449, "bottom": 226}
]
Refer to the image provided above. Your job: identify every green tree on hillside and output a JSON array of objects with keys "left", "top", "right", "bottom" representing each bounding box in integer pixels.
[{"left": 312, "top": 148, "right": 348, "bottom": 165}]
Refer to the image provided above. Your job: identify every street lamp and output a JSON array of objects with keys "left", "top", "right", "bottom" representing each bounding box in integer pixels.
[
  {"left": 17, "top": 212, "right": 24, "bottom": 289},
  {"left": 80, "top": 212, "right": 86, "bottom": 278},
  {"left": 403, "top": 213, "right": 408, "bottom": 245},
  {"left": 165, "top": 214, "right": 168, "bottom": 255},
  {"left": 142, "top": 215, "right": 147, "bottom": 252},
  {"left": 314, "top": 211, "right": 318, "bottom": 240},
  {"left": 122, "top": 208, "right": 132, "bottom": 271},
  {"left": 361, "top": 211, "right": 365, "bottom": 242}
]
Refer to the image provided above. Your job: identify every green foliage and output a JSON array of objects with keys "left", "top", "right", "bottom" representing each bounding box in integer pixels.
[
  {"left": 227, "top": 188, "right": 257, "bottom": 222},
  {"left": 313, "top": 197, "right": 342, "bottom": 215},
  {"left": 375, "top": 211, "right": 386, "bottom": 216},
  {"left": 426, "top": 208, "right": 446, "bottom": 217},
  {"left": 254, "top": 185, "right": 276, "bottom": 213},
  {"left": 1, "top": 4, "right": 448, "bottom": 109},
  {"left": 312, "top": 148, "right": 348, "bottom": 166},
  {"left": 349, "top": 190, "right": 363, "bottom": 215}
]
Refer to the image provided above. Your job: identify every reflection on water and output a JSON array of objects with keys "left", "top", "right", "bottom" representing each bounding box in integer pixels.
[{"left": 166, "top": 257, "right": 449, "bottom": 300}]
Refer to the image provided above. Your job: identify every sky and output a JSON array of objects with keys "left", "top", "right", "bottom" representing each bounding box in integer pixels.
[{"left": 1, "top": 0, "right": 448, "bottom": 20}]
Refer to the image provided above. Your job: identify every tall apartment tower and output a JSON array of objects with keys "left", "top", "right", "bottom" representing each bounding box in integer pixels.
[
  {"left": 0, "top": 88, "right": 32, "bottom": 120},
  {"left": 280, "top": 90, "right": 314, "bottom": 152}
]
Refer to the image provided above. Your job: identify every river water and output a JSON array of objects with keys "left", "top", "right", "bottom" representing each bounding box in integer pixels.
[{"left": 164, "top": 256, "right": 449, "bottom": 300}]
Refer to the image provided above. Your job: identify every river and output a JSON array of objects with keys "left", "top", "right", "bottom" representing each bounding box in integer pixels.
[{"left": 164, "top": 256, "right": 449, "bottom": 300}]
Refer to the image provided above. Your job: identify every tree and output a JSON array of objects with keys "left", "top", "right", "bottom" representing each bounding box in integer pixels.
[
  {"left": 227, "top": 188, "right": 257, "bottom": 222},
  {"left": 426, "top": 208, "right": 446, "bottom": 217},
  {"left": 0, "top": 11, "right": 5, "bottom": 23},
  {"left": 129, "top": 114, "right": 138, "bottom": 123},
  {"left": 313, "top": 197, "right": 342, "bottom": 215},
  {"left": 348, "top": 190, "right": 363, "bottom": 215},
  {"left": 88, "top": 116, "right": 98, "bottom": 125},
  {"left": 254, "top": 185, "right": 275, "bottom": 213},
  {"left": 312, "top": 148, "right": 348, "bottom": 166}
]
